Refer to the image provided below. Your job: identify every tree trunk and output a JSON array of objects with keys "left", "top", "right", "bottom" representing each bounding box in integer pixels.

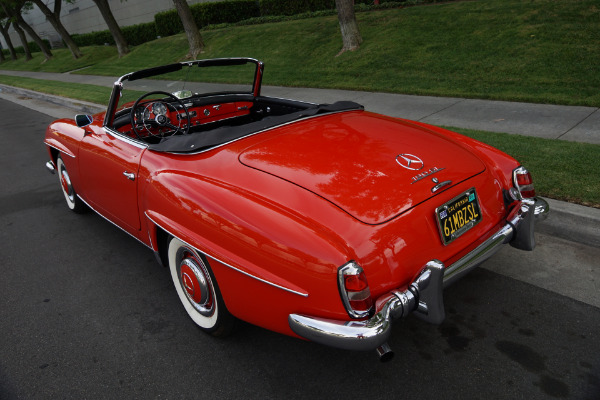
[
  {"left": 0, "top": 3, "right": 30, "bottom": 60},
  {"left": 172, "top": 0, "right": 203, "bottom": 59},
  {"left": 335, "top": 0, "right": 362, "bottom": 56},
  {"left": 91, "top": 0, "right": 129, "bottom": 57},
  {"left": 7, "top": 2, "right": 53, "bottom": 61},
  {"left": 53, "top": 0, "right": 62, "bottom": 16},
  {"left": 0, "top": 43, "right": 5, "bottom": 62},
  {"left": 15, "top": 15, "right": 52, "bottom": 61},
  {"left": 0, "top": 20, "right": 18, "bottom": 60},
  {"left": 10, "top": 20, "right": 32, "bottom": 61},
  {"left": 32, "top": 0, "right": 82, "bottom": 59}
]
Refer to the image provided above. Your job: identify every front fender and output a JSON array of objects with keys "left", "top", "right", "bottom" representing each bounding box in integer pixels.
[{"left": 44, "top": 120, "right": 87, "bottom": 193}]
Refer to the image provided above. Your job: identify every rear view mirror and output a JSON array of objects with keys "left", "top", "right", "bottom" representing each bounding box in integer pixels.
[
  {"left": 75, "top": 114, "right": 93, "bottom": 128},
  {"left": 173, "top": 90, "right": 192, "bottom": 99}
]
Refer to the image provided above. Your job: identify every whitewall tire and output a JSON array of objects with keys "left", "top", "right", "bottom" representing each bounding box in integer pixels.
[
  {"left": 167, "top": 237, "right": 235, "bottom": 336},
  {"left": 56, "top": 155, "right": 87, "bottom": 214}
]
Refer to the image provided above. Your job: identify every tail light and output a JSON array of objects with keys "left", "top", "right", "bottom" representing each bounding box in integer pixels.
[
  {"left": 338, "top": 261, "right": 373, "bottom": 319},
  {"left": 513, "top": 166, "right": 536, "bottom": 199}
]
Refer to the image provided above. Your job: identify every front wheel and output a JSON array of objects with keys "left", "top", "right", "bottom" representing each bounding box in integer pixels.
[
  {"left": 56, "top": 156, "right": 87, "bottom": 214},
  {"left": 167, "top": 237, "right": 235, "bottom": 337}
]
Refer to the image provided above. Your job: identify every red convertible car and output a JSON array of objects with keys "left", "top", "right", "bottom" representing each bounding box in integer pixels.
[{"left": 44, "top": 58, "right": 548, "bottom": 361}]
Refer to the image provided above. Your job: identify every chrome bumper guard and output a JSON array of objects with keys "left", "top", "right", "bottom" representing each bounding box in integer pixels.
[
  {"left": 45, "top": 160, "right": 56, "bottom": 174},
  {"left": 289, "top": 197, "right": 549, "bottom": 354}
]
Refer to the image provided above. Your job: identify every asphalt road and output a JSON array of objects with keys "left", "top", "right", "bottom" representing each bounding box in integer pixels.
[{"left": 1, "top": 98, "right": 599, "bottom": 399}]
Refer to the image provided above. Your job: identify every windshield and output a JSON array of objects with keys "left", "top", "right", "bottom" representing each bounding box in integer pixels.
[
  {"left": 114, "top": 58, "right": 261, "bottom": 113},
  {"left": 101, "top": 57, "right": 361, "bottom": 154}
]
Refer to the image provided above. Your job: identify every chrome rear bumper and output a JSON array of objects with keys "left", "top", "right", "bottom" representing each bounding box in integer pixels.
[{"left": 289, "top": 197, "right": 549, "bottom": 353}]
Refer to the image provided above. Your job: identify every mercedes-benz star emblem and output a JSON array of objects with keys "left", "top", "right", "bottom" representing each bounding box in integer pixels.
[{"left": 396, "top": 154, "right": 424, "bottom": 170}]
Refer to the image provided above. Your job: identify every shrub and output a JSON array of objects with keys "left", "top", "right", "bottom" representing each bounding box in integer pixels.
[
  {"left": 71, "top": 22, "right": 158, "bottom": 47},
  {"left": 122, "top": 22, "right": 158, "bottom": 46},
  {"left": 258, "top": 0, "right": 335, "bottom": 16},
  {"left": 9, "top": 39, "right": 51, "bottom": 54},
  {"left": 72, "top": 30, "right": 114, "bottom": 47},
  {"left": 197, "top": 0, "right": 260, "bottom": 26},
  {"left": 29, "top": 39, "right": 51, "bottom": 53},
  {"left": 155, "top": 0, "right": 260, "bottom": 37},
  {"left": 154, "top": 8, "right": 182, "bottom": 37}
]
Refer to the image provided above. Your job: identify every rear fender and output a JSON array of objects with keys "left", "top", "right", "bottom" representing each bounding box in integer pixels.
[{"left": 142, "top": 170, "right": 354, "bottom": 335}]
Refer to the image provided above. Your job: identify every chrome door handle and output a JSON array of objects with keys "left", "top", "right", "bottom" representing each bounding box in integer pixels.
[{"left": 123, "top": 172, "right": 135, "bottom": 181}]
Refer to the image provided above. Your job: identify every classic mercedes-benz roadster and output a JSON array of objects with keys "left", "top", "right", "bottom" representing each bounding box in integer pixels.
[{"left": 45, "top": 58, "right": 548, "bottom": 361}]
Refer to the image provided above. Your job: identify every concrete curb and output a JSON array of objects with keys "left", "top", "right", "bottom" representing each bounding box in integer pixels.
[
  {"left": 1, "top": 84, "right": 598, "bottom": 248},
  {"left": 538, "top": 198, "right": 600, "bottom": 248},
  {"left": 0, "top": 84, "right": 104, "bottom": 115}
]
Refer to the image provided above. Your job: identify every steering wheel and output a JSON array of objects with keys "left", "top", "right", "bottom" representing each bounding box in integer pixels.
[{"left": 130, "top": 91, "right": 191, "bottom": 140}]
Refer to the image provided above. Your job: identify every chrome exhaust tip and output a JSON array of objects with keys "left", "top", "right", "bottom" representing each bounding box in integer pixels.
[{"left": 375, "top": 342, "right": 394, "bottom": 362}]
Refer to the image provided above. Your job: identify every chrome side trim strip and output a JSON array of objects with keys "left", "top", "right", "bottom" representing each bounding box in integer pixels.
[
  {"left": 44, "top": 142, "right": 76, "bottom": 158},
  {"left": 203, "top": 254, "right": 309, "bottom": 298},
  {"left": 144, "top": 212, "right": 308, "bottom": 297},
  {"left": 77, "top": 195, "right": 153, "bottom": 251}
]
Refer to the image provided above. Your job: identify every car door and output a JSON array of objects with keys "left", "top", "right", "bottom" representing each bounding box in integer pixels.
[{"left": 78, "top": 125, "right": 145, "bottom": 232}]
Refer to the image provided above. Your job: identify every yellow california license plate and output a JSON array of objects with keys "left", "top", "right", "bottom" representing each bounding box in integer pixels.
[{"left": 436, "top": 188, "right": 482, "bottom": 245}]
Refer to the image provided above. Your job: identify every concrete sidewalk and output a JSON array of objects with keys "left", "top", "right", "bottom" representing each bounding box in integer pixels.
[
  {"left": 0, "top": 69, "right": 599, "bottom": 144},
  {"left": 0, "top": 69, "right": 598, "bottom": 249}
]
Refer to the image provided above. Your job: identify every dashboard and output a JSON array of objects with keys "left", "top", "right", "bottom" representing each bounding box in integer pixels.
[{"left": 114, "top": 98, "right": 254, "bottom": 140}]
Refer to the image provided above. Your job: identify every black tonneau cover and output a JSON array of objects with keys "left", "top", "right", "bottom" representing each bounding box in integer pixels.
[{"left": 147, "top": 101, "right": 363, "bottom": 153}]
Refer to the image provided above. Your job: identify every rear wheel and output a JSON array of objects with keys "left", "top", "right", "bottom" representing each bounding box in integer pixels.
[
  {"left": 167, "top": 237, "right": 235, "bottom": 337},
  {"left": 56, "top": 156, "right": 87, "bottom": 214}
]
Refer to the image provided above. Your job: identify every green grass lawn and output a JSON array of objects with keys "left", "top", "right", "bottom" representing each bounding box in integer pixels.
[
  {"left": 0, "top": 75, "right": 143, "bottom": 104},
  {"left": 0, "top": 45, "right": 116, "bottom": 73},
  {"left": 453, "top": 128, "right": 600, "bottom": 208},
  {"left": 1, "top": 0, "right": 598, "bottom": 106}
]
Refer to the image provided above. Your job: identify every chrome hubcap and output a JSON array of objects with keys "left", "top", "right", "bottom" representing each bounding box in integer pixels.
[
  {"left": 177, "top": 251, "right": 214, "bottom": 316},
  {"left": 60, "top": 167, "right": 74, "bottom": 201}
]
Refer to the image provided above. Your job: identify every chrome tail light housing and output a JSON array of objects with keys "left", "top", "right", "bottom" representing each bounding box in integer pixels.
[
  {"left": 513, "top": 166, "right": 536, "bottom": 199},
  {"left": 338, "top": 261, "right": 374, "bottom": 319}
]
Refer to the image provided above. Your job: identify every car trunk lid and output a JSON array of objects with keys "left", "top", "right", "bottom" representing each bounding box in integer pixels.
[{"left": 239, "top": 111, "right": 485, "bottom": 224}]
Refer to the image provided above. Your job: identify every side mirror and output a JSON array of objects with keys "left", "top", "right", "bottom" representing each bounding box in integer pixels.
[{"left": 75, "top": 114, "right": 93, "bottom": 128}]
